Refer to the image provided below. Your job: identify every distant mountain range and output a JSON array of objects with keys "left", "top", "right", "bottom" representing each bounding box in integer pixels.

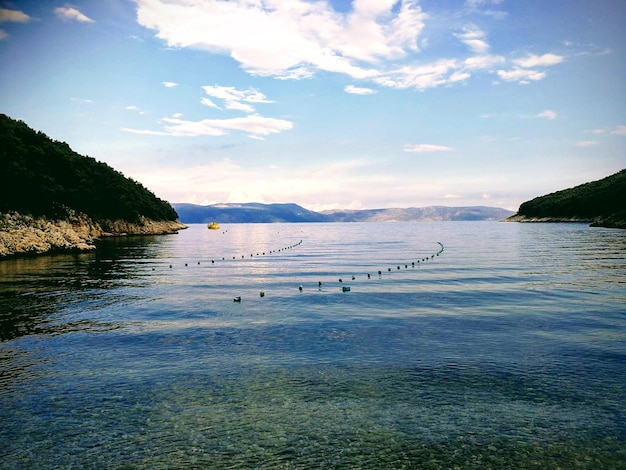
[{"left": 172, "top": 203, "right": 514, "bottom": 224}]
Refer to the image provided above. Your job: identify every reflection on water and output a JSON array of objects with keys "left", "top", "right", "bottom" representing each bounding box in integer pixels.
[{"left": 1, "top": 223, "right": 625, "bottom": 468}]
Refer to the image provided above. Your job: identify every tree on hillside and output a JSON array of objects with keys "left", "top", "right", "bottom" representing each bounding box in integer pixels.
[{"left": 0, "top": 114, "right": 178, "bottom": 222}]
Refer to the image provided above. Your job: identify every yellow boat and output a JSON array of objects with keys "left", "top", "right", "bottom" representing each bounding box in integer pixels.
[{"left": 207, "top": 221, "right": 220, "bottom": 230}]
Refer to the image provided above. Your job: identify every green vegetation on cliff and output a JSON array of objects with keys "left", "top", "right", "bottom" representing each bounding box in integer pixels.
[
  {"left": 510, "top": 169, "right": 626, "bottom": 228},
  {"left": 0, "top": 114, "right": 178, "bottom": 222}
]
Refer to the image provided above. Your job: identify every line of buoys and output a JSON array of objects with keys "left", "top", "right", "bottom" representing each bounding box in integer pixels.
[
  {"left": 169, "top": 239, "right": 304, "bottom": 269},
  {"left": 175, "top": 240, "right": 443, "bottom": 303}
]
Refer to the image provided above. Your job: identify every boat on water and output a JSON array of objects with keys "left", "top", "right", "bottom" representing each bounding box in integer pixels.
[{"left": 207, "top": 221, "right": 220, "bottom": 230}]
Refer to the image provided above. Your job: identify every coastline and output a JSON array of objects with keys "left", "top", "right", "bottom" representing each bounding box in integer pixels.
[
  {"left": 0, "top": 212, "right": 187, "bottom": 258},
  {"left": 503, "top": 214, "right": 626, "bottom": 229}
]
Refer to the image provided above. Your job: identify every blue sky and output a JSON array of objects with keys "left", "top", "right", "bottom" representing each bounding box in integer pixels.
[{"left": 1, "top": 0, "right": 625, "bottom": 211}]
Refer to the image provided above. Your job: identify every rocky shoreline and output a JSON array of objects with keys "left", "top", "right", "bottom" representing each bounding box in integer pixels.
[
  {"left": 0, "top": 212, "right": 187, "bottom": 258},
  {"left": 503, "top": 214, "right": 626, "bottom": 229}
]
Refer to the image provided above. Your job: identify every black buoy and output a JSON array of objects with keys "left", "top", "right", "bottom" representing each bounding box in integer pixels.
[
  {"left": 367, "top": 273, "right": 371, "bottom": 279},
  {"left": 260, "top": 292, "right": 265, "bottom": 297},
  {"left": 233, "top": 296, "right": 242, "bottom": 302},
  {"left": 299, "top": 285, "right": 303, "bottom": 291}
]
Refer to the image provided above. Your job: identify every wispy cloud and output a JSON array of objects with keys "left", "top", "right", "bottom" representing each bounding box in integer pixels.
[
  {"left": 202, "top": 86, "right": 274, "bottom": 114},
  {"left": 55, "top": 6, "right": 94, "bottom": 23},
  {"left": 611, "top": 124, "right": 626, "bottom": 136},
  {"left": 586, "top": 124, "right": 626, "bottom": 136},
  {"left": 123, "top": 115, "right": 293, "bottom": 138},
  {"left": 497, "top": 53, "right": 564, "bottom": 84},
  {"left": 537, "top": 110, "right": 557, "bottom": 120},
  {"left": 455, "top": 26, "right": 490, "bottom": 54},
  {"left": 344, "top": 85, "right": 376, "bottom": 95},
  {"left": 375, "top": 59, "right": 459, "bottom": 90},
  {"left": 126, "top": 105, "right": 148, "bottom": 115},
  {"left": 70, "top": 97, "right": 94, "bottom": 104},
  {"left": 464, "top": 55, "right": 505, "bottom": 70},
  {"left": 497, "top": 68, "right": 545, "bottom": 83},
  {"left": 404, "top": 144, "right": 453, "bottom": 153},
  {"left": 0, "top": 8, "right": 31, "bottom": 23},
  {"left": 162, "top": 81, "right": 178, "bottom": 88},
  {"left": 576, "top": 140, "right": 599, "bottom": 147},
  {"left": 514, "top": 53, "right": 564, "bottom": 68}
]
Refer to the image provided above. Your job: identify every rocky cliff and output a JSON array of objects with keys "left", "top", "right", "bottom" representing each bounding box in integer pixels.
[{"left": 0, "top": 211, "right": 186, "bottom": 258}]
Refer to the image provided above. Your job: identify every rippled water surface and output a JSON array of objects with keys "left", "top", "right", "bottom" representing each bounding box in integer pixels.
[{"left": 1, "top": 222, "right": 625, "bottom": 469}]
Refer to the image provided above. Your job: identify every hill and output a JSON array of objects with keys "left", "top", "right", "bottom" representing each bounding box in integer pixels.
[
  {"left": 505, "top": 169, "right": 626, "bottom": 229},
  {"left": 173, "top": 203, "right": 513, "bottom": 224},
  {"left": 174, "top": 202, "right": 328, "bottom": 223},
  {"left": 321, "top": 206, "right": 513, "bottom": 222},
  {"left": 0, "top": 114, "right": 185, "bottom": 257}
]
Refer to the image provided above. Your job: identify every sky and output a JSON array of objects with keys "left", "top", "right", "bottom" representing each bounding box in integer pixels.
[{"left": 1, "top": 0, "right": 625, "bottom": 212}]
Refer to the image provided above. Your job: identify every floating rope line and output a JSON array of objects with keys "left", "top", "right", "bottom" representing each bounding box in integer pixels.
[
  {"left": 168, "top": 239, "right": 304, "bottom": 267},
  {"left": 163, "top": 239, "right": 444, "bottom": 301}
]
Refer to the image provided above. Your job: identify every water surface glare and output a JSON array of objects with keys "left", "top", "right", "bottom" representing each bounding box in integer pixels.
[{"left": 1, "top": 222, "right": 625, "bottom": 468}]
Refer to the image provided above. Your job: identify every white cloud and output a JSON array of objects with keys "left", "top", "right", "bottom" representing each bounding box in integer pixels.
[
  {"left": 463, "top": 55, "right": 505, "bottom": 70},
  {"left": 162, "top": 81, "right": 178, "bottom": 88},
  {"left": 123, "top": 115, "right": 293, "bottom": 137},
  {"left": 449, "top": 71, "right": 471, "bottom": 83},
  {"left": 464, "top": 0, "right": 506, "bottom": 19},
  {"left": 70, "top": 97, "right": 94, "bottom": 104},
  {"left": 200, "top": 97, "right": 220, "bottom": 109},
  {"left": 0, "top": 8, "right": 31, "bottom": 23},
  {"left": 586, "top": 124, "right": 626, "bottom": 136},
  {"left": 202, "top": 85, "right": 274, "bottom": 114},
  {"left": 404, "top": 144, "right": 453, "bottom": 153},
  {"left": 611, "top": 125, "right": 626, "bottom": 136},
  {"left": 375, "top": 59, "right": 458, "bottom": 90},
  {"left": 0, "top": 7, "right": 31, "bottom": 39},
  {"left": 576, "top": 140, "right": 599, "bottom": 147},
  {"left": 344, "top": 85, "right": 376, "bottom": 95},
  {"left": 54, "top": 6, "right": 94, "bottom": 23},
  {"left": 455, "top": 26, "right": 490, "bottom": 54},
  {"left": 537, "top": 110, "right": 557, "bottom": 120},
  {"left": 496, "top": 68, "right": 545, "bottom": 83},
  {"left": 133, "top": 0, "right": 568, "bottom": 92},
  {"left": 135, "top": 0, "right": 425, "bottom": 80},
  {"left": 126, "top": 105, "right": 148, "bottom": 115},
  {"left": 465, "top": 0, "right": 503, "bottom": 7},
  {"left": 514, "top": 53, "right": 564, "bottom": 68},
  {"left": 496, "top": 52, "right": 564, "bottom": 84}
]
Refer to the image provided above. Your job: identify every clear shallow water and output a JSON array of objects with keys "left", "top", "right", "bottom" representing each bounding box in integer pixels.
[{"left": 1, "top": 222, "right": 625, "bottom": 469}]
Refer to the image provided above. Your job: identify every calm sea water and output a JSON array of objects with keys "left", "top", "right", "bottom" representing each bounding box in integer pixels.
[{"left": 1, "top": 222, "right": 625, "bottom": 469}]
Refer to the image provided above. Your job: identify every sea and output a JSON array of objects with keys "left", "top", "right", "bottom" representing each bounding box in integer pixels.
[{"left": 1, "top": 222, "right": 625, "bottom": 469}]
